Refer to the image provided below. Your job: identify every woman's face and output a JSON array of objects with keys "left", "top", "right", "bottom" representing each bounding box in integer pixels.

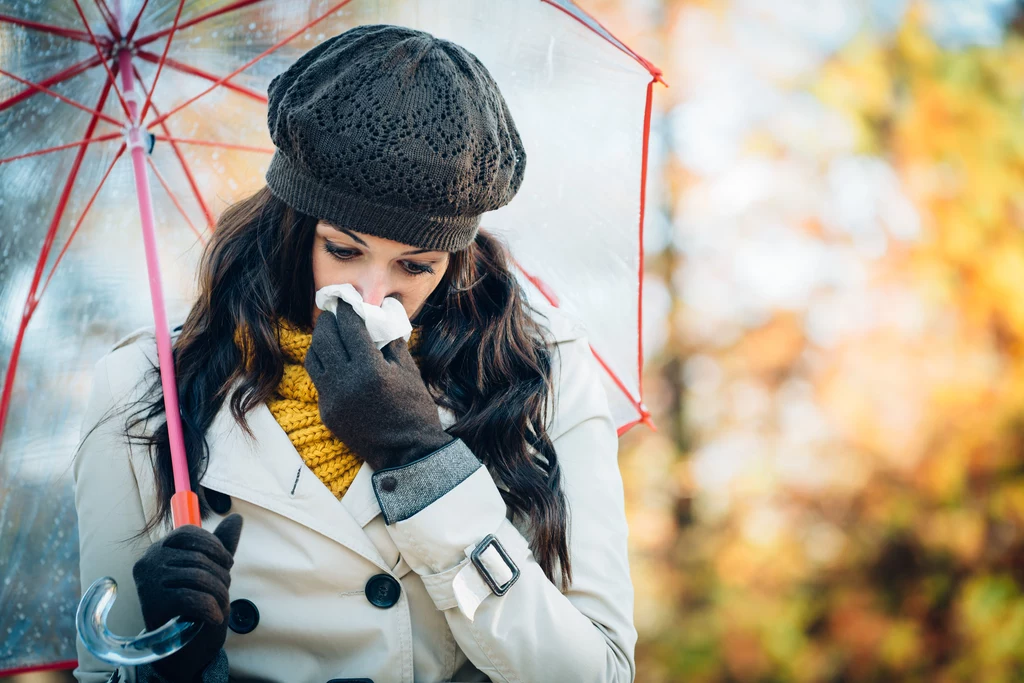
[{"left": 311, "top": 221, "right": 450, "bottom": 325}]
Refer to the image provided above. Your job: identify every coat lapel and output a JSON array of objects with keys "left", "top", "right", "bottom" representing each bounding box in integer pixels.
[
  {"left": 199, "top": 381, "right": 390, "bottom": 572},
  {"left": 339, "top": 455, "right": 383, "bottom": 527}
]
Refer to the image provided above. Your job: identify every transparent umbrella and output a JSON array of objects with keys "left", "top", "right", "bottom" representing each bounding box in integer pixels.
[{"left": 0, "top": 0, "right": 664, "bottom": 674}]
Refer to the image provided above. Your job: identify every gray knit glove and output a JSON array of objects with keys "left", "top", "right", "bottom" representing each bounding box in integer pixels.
[
  {"left": 305, "top": 303, "right": 454, "bottom": 471},
  {"left": 132, "top": 514, "right": 243, "bottom": 682}
]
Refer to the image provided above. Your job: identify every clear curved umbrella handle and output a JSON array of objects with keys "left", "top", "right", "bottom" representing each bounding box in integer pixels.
[{"left": 76, "top": 576, "right": 204, "bottom": 666}]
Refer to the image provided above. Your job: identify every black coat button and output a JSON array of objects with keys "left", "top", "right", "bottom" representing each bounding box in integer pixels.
[
  {"left": 228, "top": 598, "right": 259, "bottom": 634},
  {"left": 203, "top": 487, "right": 232, "bottom": 515},
  {"left": 364, "top": 574, "right": 401, "bottom": 608},
  {"left": 379, "top": 475, "right": 397, "bottom": 492}
]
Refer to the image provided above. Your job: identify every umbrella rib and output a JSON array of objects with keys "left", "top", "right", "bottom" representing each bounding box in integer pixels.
[
  {"left": 513, "top": 259, "right": 561, "bottom": 306},
  {"left": 92, "top": 0, "right": 122, "bottom": 40},
  {"left": 636, "top": 80, "right": 655, "bottom": 404},
  {"left": 0, "top": 73, "right": 121, "bottom": 442},
  {"left": 147, "top": 0, "right": 355, "bottom": 130},
  {"left": 145, "top": 155, "right": 207, "bottom": 243},
  {"left": 0, "top": 54, "right": 104, "bottom": 115},
  {"left": 0, "top": 132, "right": 121, "bottom": 165},
  {"left": 122, "top": 0, "right": 151, "bottom": 43},
  {"left": 0, "top": 661, "right": 78, "bottom": 678},
  {"left": 615, "top": 415, "right": 653, "bottom": 437},
  {"left": 588, "top": 346, "right": 650, "bottom": 419},
  {"left": 136, "top": 50, "right": 269, "bottom": 104},
  {"left": 131, "top": 63, "right": 215, "bottom": 229},
  {"left": 539, "top": 0, "right": 666, "bottom": 86},
  {"left": 0, "top": 67, "right": 122, "bottom": 127},
  {"left": 37, "top": 73, "right": 122, "bottom": 301},
  {"left": 133, "top": 0, "right": 266, "bottom": 48},
  {"left": 511, "top": 257, "right": 647, "bottom": 417},
  {"left": 0, "top": 13, "right": 109, "bottom": 44},
  {"left": 151, "top": 135, "right": 274, "bottom": 154},
  {"left": 70, "top": 0, "right": 132, "bottom": 121},
  {"left": 38, "top": 144, "right": 127, "bottom": 301},
  {"left": 137, "top": 0, "right": 187, "bottom": 125}
]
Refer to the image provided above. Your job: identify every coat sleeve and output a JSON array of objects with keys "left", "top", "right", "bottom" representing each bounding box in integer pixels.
[
  {"left": 370, "top": 335, "right": 638, "bottom": 683},
  {"left": 72, "top": 345, "right": 230, "bottom": 683}
]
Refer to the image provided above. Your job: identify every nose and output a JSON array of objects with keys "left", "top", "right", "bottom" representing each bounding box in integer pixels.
[{"left": 353, "top": 271, "right": 391, "bottom": 307}]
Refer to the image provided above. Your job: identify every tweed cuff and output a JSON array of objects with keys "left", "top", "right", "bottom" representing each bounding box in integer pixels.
[{"left": 371, "top": 438, "right": 482, "bottom": 524}]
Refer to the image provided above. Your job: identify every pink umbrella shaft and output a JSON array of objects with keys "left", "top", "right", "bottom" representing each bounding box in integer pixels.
[{"left": 115, "top": 48, "right": 198, "bottom": 528}]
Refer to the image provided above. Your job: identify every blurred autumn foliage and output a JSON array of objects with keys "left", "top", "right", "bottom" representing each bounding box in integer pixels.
[{"left": 592, "top": 0, "right": 1024, "bottom": 680}]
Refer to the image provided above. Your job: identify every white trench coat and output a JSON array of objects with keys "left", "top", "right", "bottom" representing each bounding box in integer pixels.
[{"left": 73, "top": 301, "right": 637, "bottom": 683}]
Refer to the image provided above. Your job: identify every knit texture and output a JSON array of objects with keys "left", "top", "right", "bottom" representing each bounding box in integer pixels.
[
  {"left": 264, "top": 23, "right": 527, "bottom": 252},
  {"left": 233, "top": 317, "right": 424, "bottom": 499}
]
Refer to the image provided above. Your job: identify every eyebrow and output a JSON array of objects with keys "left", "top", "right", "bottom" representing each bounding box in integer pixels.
[{"left": 323, "top": 223, "right": 436, "bottom": 256}]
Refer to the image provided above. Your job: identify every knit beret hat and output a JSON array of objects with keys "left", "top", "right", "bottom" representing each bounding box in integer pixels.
[{"left": 264, "top": 24, "right": 527, "bottom": 252}]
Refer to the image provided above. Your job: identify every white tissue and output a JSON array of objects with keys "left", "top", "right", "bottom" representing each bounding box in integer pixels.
[{"left": 314, "top": 283, "right": 413, "bottom": 350}]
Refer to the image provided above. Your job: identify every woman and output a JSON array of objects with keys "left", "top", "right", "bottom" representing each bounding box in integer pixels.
[{"left": 73, "top": 24, "right": 636, "bottom": 683}]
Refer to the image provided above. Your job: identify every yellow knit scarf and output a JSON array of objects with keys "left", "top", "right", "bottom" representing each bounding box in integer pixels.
[{"left": 234, "top": 317, "right": 423, "bottom": 499}]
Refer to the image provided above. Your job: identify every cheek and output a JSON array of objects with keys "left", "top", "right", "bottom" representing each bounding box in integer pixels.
[
  {"left": 311, "top": 246, "right": 348, "bottom": 290},
  {"left": 401, "top": 278, "right": 438, "bottom": 318},
  {"left": 311, "top": 245, "right": 328, "bottom": 289}
]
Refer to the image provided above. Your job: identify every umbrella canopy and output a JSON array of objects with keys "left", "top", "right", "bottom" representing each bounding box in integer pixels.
[{"left": 0, "top": 0, "right": 663, "bottom": 673}]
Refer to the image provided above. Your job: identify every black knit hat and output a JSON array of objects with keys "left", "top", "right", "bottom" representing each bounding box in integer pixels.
[{"left": 264, "top": 24, "right": 527, "bottom": 252}]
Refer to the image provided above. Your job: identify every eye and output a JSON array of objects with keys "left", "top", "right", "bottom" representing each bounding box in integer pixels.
[
  {"left": 402, "top": 261, "right": 435, "bottom": 277},
  {"left": 324, "top": 241, "right": 434, "bottom": 276},
  {"left": 323, "top": 242, "right": 357, "bottom": 261}
]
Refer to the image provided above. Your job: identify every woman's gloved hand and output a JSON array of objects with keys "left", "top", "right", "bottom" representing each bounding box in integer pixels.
[
  {"left": 305, "top": 302, "right": 454, "bottom": 471},
  {"left": 132, "top": 513, "right": 244, "bottom": 682}
]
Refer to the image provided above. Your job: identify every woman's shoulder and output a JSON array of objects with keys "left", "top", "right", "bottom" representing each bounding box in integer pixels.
[
  {"left": 94, "top": 322, "right": 184, "bottom": 398},
  {"left": 525, "top": 301, "right": 615, "bottom": 441}
]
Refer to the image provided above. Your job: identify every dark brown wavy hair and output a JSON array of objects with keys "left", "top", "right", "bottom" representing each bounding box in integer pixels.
[{"left": 80, "top": 185, "right": 572, "bottom": 590}]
